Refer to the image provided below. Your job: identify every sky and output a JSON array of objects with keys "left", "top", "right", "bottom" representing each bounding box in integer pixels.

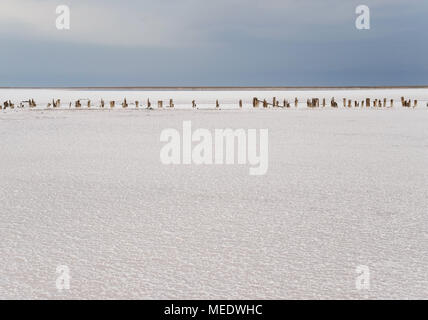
[{"left": 0, "top": 0, "right": 427, "bottom": 87}]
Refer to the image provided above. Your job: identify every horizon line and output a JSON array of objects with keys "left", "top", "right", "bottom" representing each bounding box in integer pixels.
[{"left": 1, "top": 86, "right": 428, "bottom": 91}]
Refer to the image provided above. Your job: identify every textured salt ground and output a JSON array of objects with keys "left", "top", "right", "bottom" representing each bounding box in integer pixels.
[{"left": 0, "top": 107, "right": 427, "bottom": 299}]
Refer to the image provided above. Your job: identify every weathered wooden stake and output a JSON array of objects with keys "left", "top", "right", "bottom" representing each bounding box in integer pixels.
[{"left": 122, "top": 98, "right": 128, "bottom": 108}]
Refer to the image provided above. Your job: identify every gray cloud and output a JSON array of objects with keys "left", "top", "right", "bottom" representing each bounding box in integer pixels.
[{"left": 0, "top": 0, "right": 427, "bottom": 86}]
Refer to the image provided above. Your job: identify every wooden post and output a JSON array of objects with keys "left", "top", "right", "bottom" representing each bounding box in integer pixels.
[
  {"left": 239, "top": 100, "right": 242, "bottom": 108},
  {"left": 273, "top": 97, "right": 276, "bottom": 108},
  {"left": 122, "top": 98, "right": 128, "bottom": 108},
  {"left": 135, "top": 101, "right": 139, "bottom": 108},
  {"left": 252, "top": 97, "right": 257, "bottom": 108},
  {"left": 169, "top": 99, "right": 174, "bottom": 108},
  {"left": 322, "top": 98, "right": 326, "bottom": 107},
  {"left": 147, "top": 99, "right": 151, "bottom": 108},
  {"left": 88, "top": 100, "right": 91, "bottom": 108},
  {"left": 343, "top": 98, "right": 346, "bottom": 107},
  {"left": 294, "top": 98, "right": 298, "bottom": 107},
  {"left": 192, "top": 100, "right": 196, "bottom": 108},
  {"left": 216, "top": 100, "right": 220, "bottom": 109},
  {"left": 158, "top": 100, "right": 163, "bottom": 108},
  {"left": 101, "top": 99, "right": 105, "bottom": 108},
  {"left": 390, "top": 99, "right": 393, "bottom": 107},
  {"left": 311, "top": 98, "right": 318, "bottom": 107},
  {"left": 414, "top": 100, "right": 418, "bottom": 107}
]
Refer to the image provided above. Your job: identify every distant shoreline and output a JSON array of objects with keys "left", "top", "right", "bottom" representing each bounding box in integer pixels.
[{"left": 1, "top": 86, "right": 428, "bottom": 91}]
